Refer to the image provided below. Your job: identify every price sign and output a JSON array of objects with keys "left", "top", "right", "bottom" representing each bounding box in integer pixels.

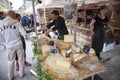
[{"left": 83, "top": 45, "right": 90, "bottom": 54}]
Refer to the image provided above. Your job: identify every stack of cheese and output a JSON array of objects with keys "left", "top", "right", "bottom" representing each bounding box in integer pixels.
[
  {"left": 43, "top": 54, "right": 80, "bottom": 80},
  {"left": 60, "top": 49, "right": 72, "bottom": 58}
]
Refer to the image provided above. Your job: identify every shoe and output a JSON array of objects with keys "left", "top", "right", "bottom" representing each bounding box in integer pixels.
[
  {"left": 16, "top": 63, "right": 19, "bottom": 71},
  {"left": 25, "top": 61, "right": 31, "bottom": 66}
]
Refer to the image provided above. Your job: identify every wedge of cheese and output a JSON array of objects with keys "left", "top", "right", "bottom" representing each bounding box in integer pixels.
[
  {"left": 64, "top": 35, "right": 74, "bottom": 42},
  {"left": 72, "top": 44, "right": 80, "bottom": 53},
  {"left": 73, "top": 53, "right": 87, "bottom": 62},
  {"left": 56, "top": 60, "right": 71, "bottom": 69},
  {"left": 89, "top": 48, "right": 96, "bottom": 56},
  {"left": 60, "top": 50, "right": 66, "bottom": 57}
]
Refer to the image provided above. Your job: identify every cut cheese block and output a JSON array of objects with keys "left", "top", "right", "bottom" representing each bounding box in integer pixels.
[
  {"left": 66, "top": 48, "right": 72, "bottom": 57},
  {"left": 89, "top": 48, "right": 96, "bottom": 56},
  {"left": 73, "top": 54, "right": 80, "bottom": 58},
  {"left": 60, "top": 50, "right": 66, "bottom": 57},
  {"left": 42, "top": 45, "right": 50, "bottom": 57},
  {"left": 64, "top": 35, "right": 74, "bottom": 42},
  {"left": 73, "top": 53, "right": 87, "bottom": 62},
  {"left": 58, "top": 41, "right": 71, "bottom": 49},
  {"left": 56, "top": 60, "right": 71, "bottom": 69},
  {"left": 90, "top": 56, "right": 98, "bottom": 61},
  {"left": 72, "top": 44, "right": 80, "bottom": 53}
]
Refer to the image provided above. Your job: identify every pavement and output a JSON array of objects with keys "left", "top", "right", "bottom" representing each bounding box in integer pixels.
[
  {"left": 0, "top": 38, "right": 120, "bottom": 80},
  {"left": 99, "top": 45, "right": 120, "bottom": 80}
]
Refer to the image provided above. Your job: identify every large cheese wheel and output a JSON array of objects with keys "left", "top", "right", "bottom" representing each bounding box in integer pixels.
[{"left": 43, "top": 54, "right": 79, "bottom": 80}]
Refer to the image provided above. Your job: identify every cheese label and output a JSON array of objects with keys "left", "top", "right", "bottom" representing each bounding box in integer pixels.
[{"left": 83, "top": 45, "right": 90, "bottom": 54}]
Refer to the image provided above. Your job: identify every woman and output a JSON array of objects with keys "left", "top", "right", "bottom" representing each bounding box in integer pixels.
[
  {"left": 90, "top": 5, "right": 109, "bottom": 60},
  {"left": 16, "top": 13, "right": 31, "bottom": 71}
]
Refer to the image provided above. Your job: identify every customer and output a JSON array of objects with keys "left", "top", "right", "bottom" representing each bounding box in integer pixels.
[
  {"left": 0, "top": 10, "right": 26, "bottom": 80},
  {"left": 21, "top": 13, "right": 30, "bottom": 28},
  {"left": 39, "top": 10, "right": 69, "bottom": 39},
  {"left": 90, "top": 5, "right": 109, "bottom": 60},
  {"left": 15, "top": 13, "right": 31, "bottom": 71}
]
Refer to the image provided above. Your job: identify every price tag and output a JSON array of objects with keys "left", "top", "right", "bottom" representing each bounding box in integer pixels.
[
  {"left": 50, "top": 48, "right": 58, "bottom": 54},
  {"left": 83, "top": 45, "right": 90, "bottom": 54}
]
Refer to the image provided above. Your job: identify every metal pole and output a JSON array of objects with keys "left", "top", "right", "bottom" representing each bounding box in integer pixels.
[{"left": 31, "top": 0, "right": 39, "bottom": 52}]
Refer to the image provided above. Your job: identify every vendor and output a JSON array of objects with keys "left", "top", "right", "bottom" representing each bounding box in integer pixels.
[
  {"left": 39, "top": 10, "right": 69, "bottom": 39},
  {"left": 90, "top": 5, "right": 109, "bottom": 60}
]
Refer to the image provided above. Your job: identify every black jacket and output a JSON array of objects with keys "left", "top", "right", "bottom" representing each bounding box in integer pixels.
[{"left": 47, "top": 16, "right": 68, "bottom": 36}]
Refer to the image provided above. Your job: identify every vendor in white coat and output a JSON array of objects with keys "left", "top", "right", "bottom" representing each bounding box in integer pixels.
[{"left": 0, "top": 10, "right": 26, "bottom": 80}]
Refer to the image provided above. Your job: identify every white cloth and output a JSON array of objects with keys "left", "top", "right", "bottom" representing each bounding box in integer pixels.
[
  {"left": 7, "top": 44, "right": 25, "bottom": 80},
  {"left": 0, "top": 16, "right": 26, "bottom": 80},
  {"left": 0, "top": 16, "right": 26, "bottom": 48}
]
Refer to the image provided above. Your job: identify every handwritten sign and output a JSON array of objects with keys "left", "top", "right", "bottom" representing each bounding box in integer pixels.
[{"left": 83, "top": 45, "right": 90, "bottom": 54}]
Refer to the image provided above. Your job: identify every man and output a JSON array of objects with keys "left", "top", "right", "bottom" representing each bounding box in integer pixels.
[
  {"left": 15, "top": 13, "right": 31, "bottom": 71},
  {"left": 0, "top": 10, "right": 26, "bottom": 80},
  {"left": 39, "top": 10, "right": 68, "bottom": 39},
  {"left": 21, "top": 13, "right": 30, "bottom": 28}
]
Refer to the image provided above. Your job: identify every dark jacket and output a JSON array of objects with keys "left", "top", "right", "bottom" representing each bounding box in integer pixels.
[
  {"left": 47, "top": 16, "right": 68, "bottom": 36},
  {"left": 21, "top": 16, "right": 29, "bottom": 27}
]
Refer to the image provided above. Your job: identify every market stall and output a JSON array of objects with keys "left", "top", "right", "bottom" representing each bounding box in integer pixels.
[
  {"left": 31, "top": 33, "right": 105, "bottom": 80},
  {"left": 30, "top": 0, "right": 117, "bottom": 80}
]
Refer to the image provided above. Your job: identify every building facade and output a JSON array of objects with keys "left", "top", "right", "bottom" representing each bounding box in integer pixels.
[{"left": 0, "top": 0, "right": 12, "bottom": 9}]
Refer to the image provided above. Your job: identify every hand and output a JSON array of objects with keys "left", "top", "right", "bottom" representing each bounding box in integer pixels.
[
  {"left": 38, "top": 29, "right": 42, "bottom": 32},
  {"left": 41, "top": 26, "right": 48, "bottom": 30},
  {"left": 45, "top": 29, "right": 52, "bottom": 36}
]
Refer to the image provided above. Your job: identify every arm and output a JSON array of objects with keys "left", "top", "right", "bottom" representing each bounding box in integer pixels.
[
  {"left": 18, "top": 22, "right": 26, "bottom": 37},
  {"left": 47, "top": 20, "right": 55, "bottom": 29},
  {"left": 90, "top": 19, "right": 96, "bottom": 36},
  {"left": 90, "top": 19, "right": 96, "bottom": 30},
  {"left": 38, "top": 21, "right": 55, "bottom": 32}
]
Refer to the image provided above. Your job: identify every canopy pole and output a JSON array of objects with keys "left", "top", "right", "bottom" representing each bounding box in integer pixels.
[{"left": 32, "top": 0, "right": 39, "bottom": 52}]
